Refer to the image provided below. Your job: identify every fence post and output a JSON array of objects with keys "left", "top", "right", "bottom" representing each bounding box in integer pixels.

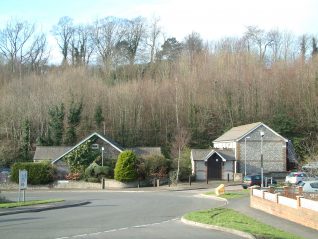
[
  {"left": 275, "top": 193, "right": 279, "bottom": 203},
  {"left": 283, "top": 186, "right": 289, "bottom": 197},
  {"left": 296, "top": 195, "right": 303, "bottom": 208},
  {"left": 298, "top": 186, "right": 303, "bottom": 195}
]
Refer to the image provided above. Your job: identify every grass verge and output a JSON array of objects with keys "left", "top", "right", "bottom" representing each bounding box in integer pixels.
[
  {"left": 184, "top": 207, "right": 304, "bottom": 239},
  {"left": 0, "top": 199, "right": 64, "bottom": 208},
  {"left": 205, "top": 190, "right": 249, "bottom": 199}
]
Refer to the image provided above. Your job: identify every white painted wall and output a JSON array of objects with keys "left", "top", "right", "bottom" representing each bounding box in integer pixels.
[{"left": 214, "top": 142, "right": 236, "bottom": 149}]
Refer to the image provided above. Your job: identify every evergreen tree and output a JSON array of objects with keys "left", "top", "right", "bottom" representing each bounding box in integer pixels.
[
  {"left": 94, "top": 104, "right": 104, "bottom": 130},
  {"left": 312, "top": 37, "right": 318, "bottom": 57},
  {"left": 65, "top": 99, "right": 83, "bottom": 145},
  {"left": 20, "top": 119, "right": 31, "bottom": 161},
  {"left": 48, "top": 103, "right": 65, "bottom": 145}
]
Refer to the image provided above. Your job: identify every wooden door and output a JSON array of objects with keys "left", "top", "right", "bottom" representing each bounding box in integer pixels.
[{"left": 207, "top": 154, "right": 222, "bottom": 179}]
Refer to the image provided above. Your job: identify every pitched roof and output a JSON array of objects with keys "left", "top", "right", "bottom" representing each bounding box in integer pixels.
[
  {"left": 191, "top": 149, "right": 211, "bottom": 161},
  {"left": 213, "top": 122, "right": 288, "bottom": 143},
  {"left": 52, "top": 132, "right": 123, "bottom": 164},
  {"left": 191, "top": 149, "right": 235, "bottom": 162},
  {"left": 214, "top": 122, "right": 262, "bottom": 142},
  {"left": 131, "top": 147, "right": 162, "bottom": 156},
  {"left": 33, "top": 146, "right": 72, "bottom": 161}
]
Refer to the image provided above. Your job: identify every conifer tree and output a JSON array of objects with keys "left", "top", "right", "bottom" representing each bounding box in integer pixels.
[
  {"left": 65, "top": 99, "right": 83, "bottom": 145},
  {"left": 48, "top": 103, "right": 65, "bottom": 145}
]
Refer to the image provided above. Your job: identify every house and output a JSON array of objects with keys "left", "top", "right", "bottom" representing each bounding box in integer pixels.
[
  {"left": 191, "top": 122, "right": 298, "bottom": 181},
  {"left": 33, "top": 132, "right": 162, "bottom": 178}
]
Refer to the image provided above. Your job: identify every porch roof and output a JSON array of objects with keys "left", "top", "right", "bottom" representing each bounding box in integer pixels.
[{"left": 191, "top": 149, "right": 235, "bottom": 162}]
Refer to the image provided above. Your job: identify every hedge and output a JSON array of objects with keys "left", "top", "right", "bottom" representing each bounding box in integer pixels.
[
  {"left": 114, "top": 150, "right": 138, "bottom": 182},
  {"left": 11, "top": 162, "right": 56, "bottom": 185}
]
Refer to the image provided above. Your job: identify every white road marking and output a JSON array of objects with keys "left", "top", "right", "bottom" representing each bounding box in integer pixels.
[{"left": 54, "top": 218, "right": 179, "bottom": 239}]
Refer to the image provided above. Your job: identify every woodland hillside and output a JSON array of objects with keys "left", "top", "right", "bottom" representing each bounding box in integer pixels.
[{"left": 0, "top": 17, "right": 318, "bottom": 166}]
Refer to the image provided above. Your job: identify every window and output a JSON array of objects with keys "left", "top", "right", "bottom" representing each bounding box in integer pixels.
[
  {"left": 91, "top": 144, "right": 99, "bottom": 150},
  {"left": 310, "top": 183, "right": 318, "bottom": 188}
]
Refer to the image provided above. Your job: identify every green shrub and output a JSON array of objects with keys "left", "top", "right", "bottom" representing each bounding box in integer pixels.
[
  {"left": 172, "top": 147, "right": 192, "bottom": 181},
  {"left": 85, "top": 162, "right": 110, "bottom": 179},
  {"left": 114, "top": 150, "right": 138, "bottom": 182},
  {"left": 11, "top": 162, "right": 56, "bottom": 185},
  {"left": 139, "top": 155, "right": 170, "bottom": 179}
]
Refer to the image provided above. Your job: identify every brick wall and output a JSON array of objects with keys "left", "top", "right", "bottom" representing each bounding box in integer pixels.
[{"left": 250, "top": 189, "right": 318, "bottom": 230}]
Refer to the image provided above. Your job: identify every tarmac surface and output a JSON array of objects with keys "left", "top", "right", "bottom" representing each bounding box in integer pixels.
[{"left": 0, "top": 181, "right": 317, "bottom": 239}]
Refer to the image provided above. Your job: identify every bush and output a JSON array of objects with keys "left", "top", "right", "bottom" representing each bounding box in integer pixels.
[
  {"left": 172, "top": 147, "right": 192, "bottom": 181},
  {"left": 139, "top": 155, "right": 171, "bottom": 179},
  {"left": 85, "top": 162, "right": 110, "bottom": 179},
  {"left": 11, "top": 162, "right": 56, "bottom": 185},
  {"left": 114, "top": 150, "right": 138, "bottom": 182}
]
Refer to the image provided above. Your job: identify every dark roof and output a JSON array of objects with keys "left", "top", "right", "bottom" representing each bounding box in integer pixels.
[
  {"left": 191, "top": 149, "right": 235, "bottom": 161},
  {"left": 191, "top": 149, "right": 211, "bottom": 161},
  {"left": 33, "top": 146, "right": 72, "bottom": 161},
  {"left": 130, "top": 147, "right": 162, "bottom": 156}
]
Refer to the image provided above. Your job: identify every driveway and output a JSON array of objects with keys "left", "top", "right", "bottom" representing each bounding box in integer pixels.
[{"left": 0, "top": 190, "right": 242, "bottom": 239}]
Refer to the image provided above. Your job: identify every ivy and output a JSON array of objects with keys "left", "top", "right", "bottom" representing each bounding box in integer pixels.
[{"left": 64, "top": 140, "right": 98, "bottom": 174}]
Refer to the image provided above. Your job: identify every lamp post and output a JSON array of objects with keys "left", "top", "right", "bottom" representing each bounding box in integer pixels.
[
  {"left": 244, "top": 136, "right": 251, "bottom": 177},
  {"left": 101, "top": 147, "right": 104, "bottom": 167},
  {"left": 260, "top": 131, "right": 264, "bottom": 188}
]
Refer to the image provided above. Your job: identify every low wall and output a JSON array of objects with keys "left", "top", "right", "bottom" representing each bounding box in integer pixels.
[
  {"left": 250, "top": 188, "right": 318, "bottom": 230},
  {"left": 55, "top": 180, "right": 101, "bottom": 189}
]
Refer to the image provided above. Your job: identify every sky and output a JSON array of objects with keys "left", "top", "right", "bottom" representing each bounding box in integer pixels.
[{"left": 0, "top": 0, "right": 317, "bottom": 62}]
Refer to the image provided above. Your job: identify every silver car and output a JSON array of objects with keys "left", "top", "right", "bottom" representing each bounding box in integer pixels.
[{"left": 298, "top": 181, "right": 318, "bottom": 193}]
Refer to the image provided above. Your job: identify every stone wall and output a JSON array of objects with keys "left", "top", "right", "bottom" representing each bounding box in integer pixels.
[{"left": 238, "top": 125, "right": 287, "bottom": 174}]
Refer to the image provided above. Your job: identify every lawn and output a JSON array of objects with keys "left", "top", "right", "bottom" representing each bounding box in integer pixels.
[
  {"left": 205, "top": 190, "right": 249, "bottom": 199},
  {"left": 184, "top": 207, "right": 305, "bottom": 239},
  {"left": 0, "top": 199, "right": 64, "bottom": 208}
]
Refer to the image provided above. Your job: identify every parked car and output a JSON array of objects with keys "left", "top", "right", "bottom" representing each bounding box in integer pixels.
[
  {"left": 298, "top": 181, "right": 318, "bottom": 193},
  {"left": 285, "top": 172, "right": 309, "bottom": 184},
  {"left": 242, "top": 174, "right": 277, "bottom": 189}
]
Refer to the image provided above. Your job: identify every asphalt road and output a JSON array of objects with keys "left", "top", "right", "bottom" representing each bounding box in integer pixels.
[{"left": 0, "top": 190, "right": 243, "bottom": 239}]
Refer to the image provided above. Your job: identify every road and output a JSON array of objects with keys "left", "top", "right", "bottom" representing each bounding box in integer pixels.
[{"left": 0, "top": 190, "right": 243, "bottom": 239}]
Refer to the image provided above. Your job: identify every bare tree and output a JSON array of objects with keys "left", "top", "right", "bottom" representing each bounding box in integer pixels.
[
  {"left": 244, "top": 26, "right": 273, "bottom": 61},
  {"left": 267, "top": 29, "right": 282, "bottom": 62},
  {"left": 299, "top": 34, "right": 309, "bottom": 61},
  {"left": 70, "top": 24, "right": 94, "bottom": 66},
  {"left": 184, "top": 32, "right": 203, "bottom": 59},
  {"left": 92, "top": 17, "right": 126, "bottom": 69},
  {"left": 0, "top": 19, "right": 35, "bottom": 72},
  {"left": 52, "top": 16, "right": 74, "bottom": 65},
  {"left": 171, "top": 128, "right": 190, "bottom": 183},
  {"left": 27, "top": 33, "right": 49, "bottom": 72},
  {"left": 121, "top": 17, "right": 146, "bottom": 65},
  {"left": 282, "top": 31, "right": 296, "bottom": 61},
  {"left": 147, "top": 16, "right": 161, "bottom": 63}
]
